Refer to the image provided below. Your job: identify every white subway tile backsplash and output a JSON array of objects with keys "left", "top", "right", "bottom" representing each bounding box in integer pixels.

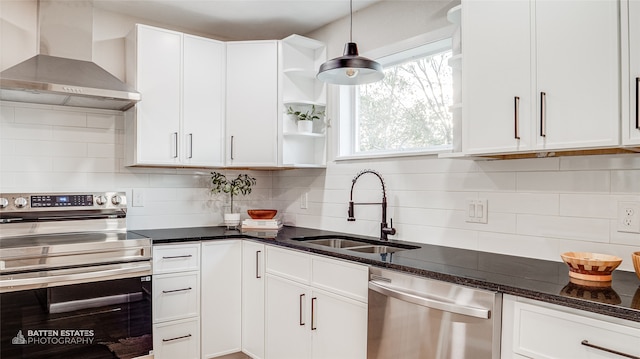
[
  {"left": 15, "top": 107, "right": 87, "bottom": 127},
  {"left": 1, "top": 103, "right": 639, "bottom": 262},
  {"left": 517, "top": 214, "right": 610, "bottom": 243},
  {"left": 611, "top": 170, "right": 640, "bottom": 193},
  {"left": 516, "top": 171, "right": 611, "bottom": 193},
  {"left": 559, "top": 194, "right": 614, "bottom": 218},
  {"left": 483, "top": 192, "right": 559, "bottom": 215}
]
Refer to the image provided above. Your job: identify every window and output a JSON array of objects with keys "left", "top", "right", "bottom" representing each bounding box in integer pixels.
[{"left": 338, "top": 38, "right": 454, "bottom": 158}]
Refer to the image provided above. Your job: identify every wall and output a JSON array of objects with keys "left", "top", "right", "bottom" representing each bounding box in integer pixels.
[
  {"left": 0, "top": 102, "right": 273, "bottom": 229},
  {"left": 1, "top": 1, "right": 639, "bottom": 272},
  {"left": 274, "top": 0, "right": 640, "bottom": 272}
]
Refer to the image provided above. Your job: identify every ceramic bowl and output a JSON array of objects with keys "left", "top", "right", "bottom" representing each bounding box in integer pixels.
[
  {"left": 560, "top": 252, "right": 622, "bottom": 282},
  {"left": 247, "top": 209, "right": 277, "bottom": 220},
  {"left": 632, "top": 252, "right": 640, "bottom": 281}
]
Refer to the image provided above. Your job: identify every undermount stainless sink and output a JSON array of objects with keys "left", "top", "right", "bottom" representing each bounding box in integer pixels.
[
  {"left": 293, "top": 236, "right": 419, "bottom": 254},
  {"left": 346, "top": 245, "right": 405, "bottom": 254}
]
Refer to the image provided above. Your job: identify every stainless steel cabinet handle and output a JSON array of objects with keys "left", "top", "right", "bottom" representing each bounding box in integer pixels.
[
  {"left": 162, "top": 334, "right": 192, "bottom": 342},
  {"left": 172, "top": 132, "right": 178, "bottom": 158},
  {"left": 369, "top": 280, "right": 490, "bottom": 319},
  {"left": 162, "top": 287, "right": 192, "bottom": 294},
  {"left": 540, "top": 92, "right": 546, "bottom": 137},
  {"left": 256, "top": 250, "right": 262, "bottom": 279},
  {"left": 635, "top": 77, "right": 639, "bottom": 129},
  {"left": 514, "top": 96, "right": 521, "bottom": 139},
  {"left": 162, "top": 254, "right": 193, "bottom": 259},
  {"left": 188, "top": 133, "right": 193, "bottom": 159},
  {"left": 299, "top": 294, "right": 305, "bottom": 326},
  {"left": 581, "top": 340, "right": 640, "bottom": 359},
  {"left": 0, "top": 264, "right": 151, "bottom": 291},
  {"left": 311, "top": 297, "right": 317, "bottom": 330}
]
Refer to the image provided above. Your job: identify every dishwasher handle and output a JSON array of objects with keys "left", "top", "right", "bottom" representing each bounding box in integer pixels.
[{"left": 368, "top": 280, "right": 491, "bottom": 319}]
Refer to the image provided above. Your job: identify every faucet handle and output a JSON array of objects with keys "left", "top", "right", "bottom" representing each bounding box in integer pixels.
[{"left": 382, "top": 218, "right": 396, "bottom": 236}]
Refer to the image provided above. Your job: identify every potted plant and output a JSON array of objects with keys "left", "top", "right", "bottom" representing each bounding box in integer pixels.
[
  {"left": 286, "top": 105, "right": 325, "bottom": 133},
  {"left": 210, "top": 172, "right": 256, "bottom": 228}
]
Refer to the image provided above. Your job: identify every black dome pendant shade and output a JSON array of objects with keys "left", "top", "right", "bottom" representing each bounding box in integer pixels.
[{"left": 316, "top": 0, "right": 384, "bottom": 85}]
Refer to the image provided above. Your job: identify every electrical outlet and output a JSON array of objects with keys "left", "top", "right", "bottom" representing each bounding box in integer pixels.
[
  {"left": 617, "top": 201, "right": 640, "bottom": 233},
  {"left": 466, "top": 199, "right": 488, "bottom": 224},
  {"left": 132, "top": 189, "right": 144, "bottom": 207},
  {"left": 300, "top": 192, "right": 308, "bottom": 209}
]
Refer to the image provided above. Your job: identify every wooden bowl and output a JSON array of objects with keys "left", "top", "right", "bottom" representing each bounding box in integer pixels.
[
  {"left": 247, "top": 209, "right": 277, "bottom": 220},
  {"left": 632, "top": 252, "right": 640, "bottom": 281},
  {"left": 560, "top": 252, "right": 622, "bottom": 282}
]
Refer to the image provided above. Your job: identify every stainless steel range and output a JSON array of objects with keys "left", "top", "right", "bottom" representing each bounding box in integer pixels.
[{"left": 0, "top": 192, "right": 152, "bottom": 359}]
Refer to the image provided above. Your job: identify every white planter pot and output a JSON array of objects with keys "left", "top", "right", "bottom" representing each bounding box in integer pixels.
[
  {"left": 297, "top": 120, "right": 313, "bottom": 133},
  {"left": 224, "top": 213, "right": 241, "bottom": 229}
]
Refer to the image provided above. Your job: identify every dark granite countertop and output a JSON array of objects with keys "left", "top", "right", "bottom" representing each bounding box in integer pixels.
[{"left": 130, "top": 225, "right": 640, "bottom": 323}]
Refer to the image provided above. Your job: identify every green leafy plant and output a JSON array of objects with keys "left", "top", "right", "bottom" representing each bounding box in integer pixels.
[
  {"left": 286, "top": 105, "right": 325, "bottom": 121},
  {"left": 210, "top": 172, "right": 257, "bottom": 213}
]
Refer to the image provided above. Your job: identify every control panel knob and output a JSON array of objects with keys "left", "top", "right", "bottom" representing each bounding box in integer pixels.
[
  {"left": 0, "top": 198, "right": 8, "bottom": 209},
  {"left": 111, "top": 195, "right": 122, "bottom": 205},
  {"left": 14, "top": 197, "right": 28, "bottom": 208},
  {"left": 95, "top": 195, "right": 108, "bottom": 205}
]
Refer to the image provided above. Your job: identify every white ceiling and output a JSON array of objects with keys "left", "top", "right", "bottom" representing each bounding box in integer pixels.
[{"left": 92, "top": 0, "right": 383, "bottom": 40}]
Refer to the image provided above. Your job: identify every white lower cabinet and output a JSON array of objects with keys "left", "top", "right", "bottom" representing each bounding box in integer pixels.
[
  {"left": 502, "top": 295, "right": 640, "bottom": 359},
  {"left": 201, "top": 240, "right": 242, "bottom": 358},
  {"left": 242, "top": 241, "right": 266, "bottom": 359},
  {"left": 264, "top": 246, "right": 368, "bottom": 359},
  {"left": 153, "top": 318, "right": 201, "bottom": 359},
  {"left": 152, "top": 243, "right": 201, "bottom": 359}
]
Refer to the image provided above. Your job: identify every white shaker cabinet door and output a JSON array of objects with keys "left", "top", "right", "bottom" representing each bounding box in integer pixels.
[
  {"left": 182, "top": 35, "right": 225, "bottom": 167},
  {"left": 128, "top": 25, "right": 182, "bottom": 165},
  {"left": 625, "top": 0, "right": 640, "bottom": 145},
  {"left": 462, "top": 0, "right": 533, "bottom": 155},
  {"left": 265, "top": 275, "right": 312, "bottom": 359},
  {"left": 242, "top": 241, "right": 266, "bottom": 359},
  {"left": 534, "top": 0, "right": 619, "bottom": 151},
  {"left": 201, "top": 241, "right": 242, "bottom": 358},
  {"left": 226, "top": 41, "right": 279, "bottom": 167}
]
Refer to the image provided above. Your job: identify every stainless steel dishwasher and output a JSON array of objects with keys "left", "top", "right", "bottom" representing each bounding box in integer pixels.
[{"left": 367, "top": 267, "right": 502, "bottom": 359}]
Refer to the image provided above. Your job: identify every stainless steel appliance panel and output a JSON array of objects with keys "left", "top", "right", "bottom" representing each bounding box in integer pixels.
[{"left": 367, "top": 267, "right": 501, "bottom": 359}]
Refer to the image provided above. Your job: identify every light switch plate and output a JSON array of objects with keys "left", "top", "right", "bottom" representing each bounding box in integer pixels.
[{"left": 466, "top": 199, "right": 488, "bottom": 224}]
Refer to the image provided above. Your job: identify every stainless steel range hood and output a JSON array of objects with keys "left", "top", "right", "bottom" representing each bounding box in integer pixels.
[{"left": 0, "top": 1, "right": 140, "bottom": 111}]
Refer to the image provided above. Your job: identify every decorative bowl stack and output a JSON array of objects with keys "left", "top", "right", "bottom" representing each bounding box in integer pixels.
[
  {"left": 632, "top": 251, "right": 640, "bottom": 281},
  {"left": 560, "top": 252, "right": 622, "bottom": 282}
]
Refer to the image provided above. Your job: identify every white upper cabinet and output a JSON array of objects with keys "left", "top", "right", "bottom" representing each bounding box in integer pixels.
[
  {"left": 125, "top": 24, "right": 225, "bottom": 167},
  {"left": 182, "top": 35, "right": 226, "bottom": 167},
  {"left": 623, "top": 0, "right": 640, "bottom": 145},
  {"left": 534, "top": 0, "right": 619, "bottom": 151},
  {"left": 462, "top": 0, "right": 620, "bottom": 155},
  {"left": 226, "top": 41, "right": 279, "bottom": 167},
  {"left": 462, "top": 0, "right": 532, "bottom": 154}
]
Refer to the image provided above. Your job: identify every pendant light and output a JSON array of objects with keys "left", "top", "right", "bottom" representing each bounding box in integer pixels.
[{"left": 317, "top": 0, "right": 384, "bottom": 85}]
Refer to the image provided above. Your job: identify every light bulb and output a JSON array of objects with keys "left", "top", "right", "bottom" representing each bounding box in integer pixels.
[{"left": 345, "top": 68, "right": 359, "bottom": 78}]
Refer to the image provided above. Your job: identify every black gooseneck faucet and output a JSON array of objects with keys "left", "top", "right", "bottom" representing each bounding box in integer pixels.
[{"left": 348, "top": 169, "right": 396, "bottom": 241}]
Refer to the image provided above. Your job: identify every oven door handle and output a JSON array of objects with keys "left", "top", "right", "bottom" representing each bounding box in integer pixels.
[
  {"left": 368, "top": 280, "right": 490, "bottom": 319},
  {"left": 0, "top": 263, "right": 151, "bottom": 292}
]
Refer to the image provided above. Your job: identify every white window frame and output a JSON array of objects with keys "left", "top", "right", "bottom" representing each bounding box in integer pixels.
[{"left": 335, "top": 27, "right": 455, "bottom": 161}]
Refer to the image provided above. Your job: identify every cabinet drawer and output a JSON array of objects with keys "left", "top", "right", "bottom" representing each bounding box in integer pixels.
[
  {"left": 266, "top": 246, "right": 310, "bottom": 284},
  {"left": 153, "top": 272, "right": 199, "bottom": 323},
  {"left": 311, "top": 256, "right": 368, "bottom": 303},
  {"left": 512, "top": 301, "right": 640, "bottom": 358},
  {"left": 153, "top": 243, "right": 200, "bottom": 274},
  {"left": 153, "top": 317, "right": 200, "bottom": 359}
]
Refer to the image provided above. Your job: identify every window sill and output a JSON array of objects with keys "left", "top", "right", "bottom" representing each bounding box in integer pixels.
[{"left": 335, "top": 147, "right": 452, "bottom": 162}]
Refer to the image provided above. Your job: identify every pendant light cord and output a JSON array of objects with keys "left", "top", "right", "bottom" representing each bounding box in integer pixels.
[{"left": 349, "top": 0, "right": 353, "bottom": 42}]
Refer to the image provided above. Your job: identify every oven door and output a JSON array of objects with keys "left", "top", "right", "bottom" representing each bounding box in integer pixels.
[{"left": 1, "top": 274, "right": 152, "bottom": 359}]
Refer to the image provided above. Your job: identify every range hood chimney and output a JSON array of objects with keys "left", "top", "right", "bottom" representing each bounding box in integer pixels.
[{"left": 0, "top": 0, "right": 140, "bottom": 111}]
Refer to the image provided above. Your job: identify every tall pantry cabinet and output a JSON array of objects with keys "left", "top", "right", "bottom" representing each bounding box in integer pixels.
[{"left": 125, "top": 24, "right": 225, "bottom": 167}]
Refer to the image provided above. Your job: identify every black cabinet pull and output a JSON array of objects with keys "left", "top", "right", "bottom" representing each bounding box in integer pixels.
[
  {"left": 581, "top": 340, "right": 640, "bottom": 359},
  {"left": 299, "top": 294, "right": 305, "bottom": 326},
  {"left": 514, "top": 96, "right": 521, "bottom": 139},
  {"left": 540, "top": 92, "right": 546, "bottom": 137},
  {"left": 162, "top": 334, "right": 192, "bottom": 342},
  {"left": 162, "top": 287, "right": 192, "bottom": 294}
]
